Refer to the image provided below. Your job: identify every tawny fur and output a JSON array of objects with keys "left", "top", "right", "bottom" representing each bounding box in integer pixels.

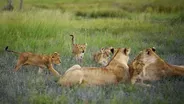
[
  {"left": 5, "top": 46, "right": 61, "bottom": 77},
  {"left": 58, "top": 48, "right": 131, "bottom": 86},
  {"left": 129, "top": 47, "right": 184, "bottom": 85},
  {"left": 93, "top": 47, "right": 114, "bottom": 66},
  {"left": 70, "top": 34, "right": 87, "bottom": 62}
]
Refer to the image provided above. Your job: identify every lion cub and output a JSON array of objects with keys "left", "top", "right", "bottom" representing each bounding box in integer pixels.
[
  {"left": 70, "top": 34, "right": 87, "bottom": 62},
  {"left": 93, "top": 47, "right": 114, "bottom": 66},
  {"left": 5, "top": 46, "right": 61, "bottom": 77}
]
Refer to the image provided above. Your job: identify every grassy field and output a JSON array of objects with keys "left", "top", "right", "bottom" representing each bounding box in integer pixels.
[{"left": 0, "top": 0, "right": 184, "bottom": 103}]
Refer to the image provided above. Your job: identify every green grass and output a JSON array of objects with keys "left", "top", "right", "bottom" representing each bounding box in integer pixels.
[{"left": 0, "top": 0, "right": 184, "bottom": 103}]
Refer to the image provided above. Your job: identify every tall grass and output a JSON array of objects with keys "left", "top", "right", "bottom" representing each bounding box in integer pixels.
[
  {"left": 0, "top": 9, "right": 183, "bottom": 56},
  {"left": 0, "top": 0, "right": 184, "bottom": 103},
  {"left": 22, "top": 0, "right": 184, "bottom": 14}
]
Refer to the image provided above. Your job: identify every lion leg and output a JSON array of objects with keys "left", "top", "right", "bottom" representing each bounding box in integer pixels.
[
  {"left": 75, "top": 55, "right": 83, "bottom": 63},
  {"left": 79, "top": 75, "right": 84, "bottom": 84},
  {"left": 49, "top": 68, "right": 61, "bottom": 77},
  {"left": 139, "top": 78, "right": 152, "bottom": 87},
  {"left": 133, "top": 77, "right": 152, "bottom": 87},
  {"left": 75, "top": 56, "right": 79, "bottom": 62},
  {"left": 137, "top": 82, "right": 152, "bottom": 88},
  {"left": 131, "top": 77, "right": 137, "bottom": 84},
  {"left": 14, "top": 64, "right": 22, "bottom": 72},
  {"left": 47, "top": 64, "right": 61, "bottom": 77},
  {"left": 79, "top": 58, "right": 83, "bottom": 63},
  {"left": 79, "top": 54, "right": 84, "bottom": 63},
  {"left": 14, "top": 58, "right": 26, "bottom": 72}
]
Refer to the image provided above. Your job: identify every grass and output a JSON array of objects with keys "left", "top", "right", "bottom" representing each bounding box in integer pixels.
[{"left": 0, "top": 0, "right": 184, "bottom": 103}]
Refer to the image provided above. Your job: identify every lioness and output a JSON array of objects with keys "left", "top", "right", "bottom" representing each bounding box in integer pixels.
[
  {"left": 93, "top": 47, "right": 114, "bottom": 66},
  {"left": 129, "top": 47, "right": 184, "bottom": 85},
  {"left": 5, "top": 46, "right": 61, "bottom": 77},
  {"left": 70, "top": 34, "right": 87, "bottom": 62},
  {"left": 58, "top": 48, "right": 131, "bottom": 86}
]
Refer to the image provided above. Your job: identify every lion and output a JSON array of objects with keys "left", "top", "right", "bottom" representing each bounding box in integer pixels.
[
  {"left": 58, "top": 48, "right": 131, "bottom": 86},
  {"left": 129, "top": 47, "right": 184, "bottom": 85},
  {"left": 5, "top": 46, "right": 61, "bottom": 77},
  {"left": 70, "top": 34, "right": 87, "bottom": 62},
  {"left": 93, "top": 47, "right": 114, "bottom": 66}
]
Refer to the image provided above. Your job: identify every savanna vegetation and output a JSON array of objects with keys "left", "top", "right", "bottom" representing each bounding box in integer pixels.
[{"left": 0, "top": 0, "right": 184, "bottom": 103}]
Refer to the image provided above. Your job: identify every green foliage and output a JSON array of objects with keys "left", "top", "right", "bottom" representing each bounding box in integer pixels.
[
  {"left": 29, "top": 94, "right": 53, "bottom": 104},
  {"left": 56, "top": 95, "right": 68, "bottom": 104},
  {"left": 22, "top": 0, "right": 184, "bottom": 14},
  {"left": 0, "top": 0, "right": 184, "bottom": 104},
  {"left": 75, "top": 8, "right": 130, "bottom": 18}
]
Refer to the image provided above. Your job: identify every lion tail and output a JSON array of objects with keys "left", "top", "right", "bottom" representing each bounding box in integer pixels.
[
  {"left": 5, "top": 46, "right": 20, "bottom": 54},
  {"left": 70, "top": 34, "right": 75, "bottom": 45}
]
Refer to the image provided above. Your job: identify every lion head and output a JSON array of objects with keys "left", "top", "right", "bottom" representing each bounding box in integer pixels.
[
  {"left": 72, "top": 43, "right": 87, "bottom": 61},
  {"left": 51, "top": 52, "right": 61, "bottom": 65},
  {"left": 113, "top": 48, "right": 131, "bottom": 64},
  {"left": 136, "top": 47, "right": 157, "bottom": 64},
  {"left": 130, "top": 47, "right": 158, "bottom": 84},
  {"left": 79, "top": 44, "right": 87, "bottom": 54},
  {"left": 93, "top": 47, "right": 114, "bottom": 66}
]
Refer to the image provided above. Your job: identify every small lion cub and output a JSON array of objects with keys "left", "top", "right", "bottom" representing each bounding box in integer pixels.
[
  {"left": 70, "top": 34, "right": 87, "bottom": 62},
  {"left": 5, "top": 46, "right": 61, "bottom": 77}
]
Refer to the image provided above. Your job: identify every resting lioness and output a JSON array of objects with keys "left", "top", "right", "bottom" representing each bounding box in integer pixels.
[
  {"left": 129, "top": 47, "right": 184, "bottom": 85},
  {"left": 58, "top": 48, "right": 131, "bottom": 86},
  {"left": 5, "top": 46, "right": 61, "bottom": 77}
]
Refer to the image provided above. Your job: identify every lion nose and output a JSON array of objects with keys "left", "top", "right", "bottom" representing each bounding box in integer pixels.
[{"left": 82, "top": 50, "right": 85, "bottom": 53}]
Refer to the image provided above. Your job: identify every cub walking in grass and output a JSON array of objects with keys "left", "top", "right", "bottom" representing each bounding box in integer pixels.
[{"left": 5, "top": 46, "right": 61, "bottom": 77}]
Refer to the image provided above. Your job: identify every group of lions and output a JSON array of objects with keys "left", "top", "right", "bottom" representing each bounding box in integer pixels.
[{"left": 5, "top": 35, "right": 184, "bottom": 87}]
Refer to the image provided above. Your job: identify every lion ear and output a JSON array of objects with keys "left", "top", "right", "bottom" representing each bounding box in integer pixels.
[
  {"left": 123, "top": 48, "right": 131, "bottom": 55},
  {"left": 152, "top": 47, "right": 156, "bottom": 52},
  {"left": 147, "top": 47, "right": 156, "bottom": 55},
  {"left": 54, "top": 52, "right": 58, "bottom": 55},
  {"left": 110, "top": 48, "right": 115, "bottom": 54},
  {"left": 100, "top": 48, "right": 105, "bottom": 52},
  {"left": 52, "top": 52, "right": 59, "bottom": 57}
]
